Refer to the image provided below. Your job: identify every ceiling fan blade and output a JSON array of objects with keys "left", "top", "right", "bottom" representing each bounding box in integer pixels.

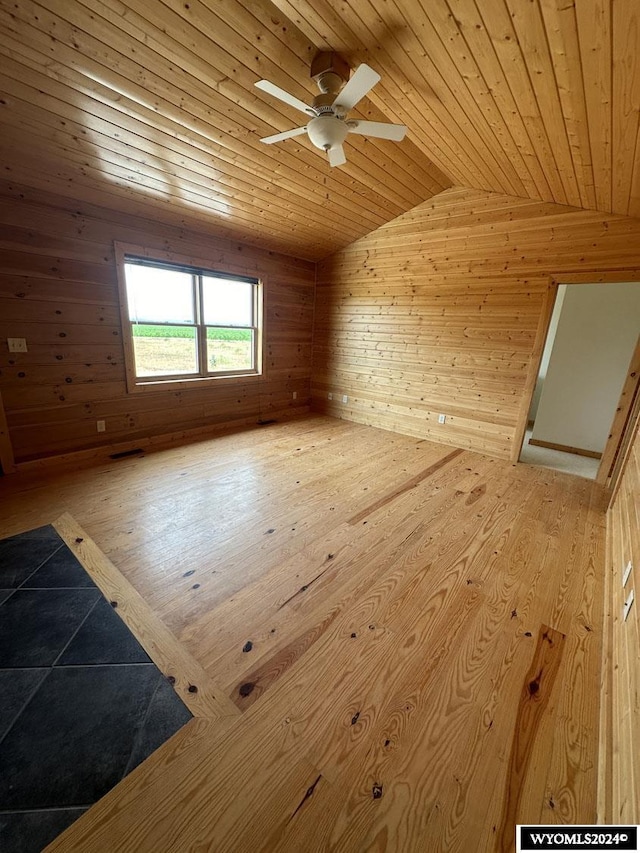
[
  {"left": 327, "top": 145, "right": 346, "bottom": 167},
  {"left": 255, "top": 80, "right": 315, "bottom": 116},
  {"left": 259, "top": 126, "right": 308, "bottom": 144},
  {"left": 347, "top": 120, "right": 407, "bottom": 141},
  {"left": 333, "top": 64, "right": 381, "bottom": 112}
]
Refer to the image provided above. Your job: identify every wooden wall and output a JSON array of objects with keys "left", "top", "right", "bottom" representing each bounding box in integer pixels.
[
  {"left": 312, "top": 187, "right": 640, "bottom": 459},
  {"left": 601, "top": 420, "right": 640, "bottom": 824},
  {"left": 0, "top": 181, "right": 315, "bottom": 463}
]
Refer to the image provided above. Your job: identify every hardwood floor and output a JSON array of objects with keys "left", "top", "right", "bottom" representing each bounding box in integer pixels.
[{"left": 0, "top": 416, "right": 606, "bottom": 852}]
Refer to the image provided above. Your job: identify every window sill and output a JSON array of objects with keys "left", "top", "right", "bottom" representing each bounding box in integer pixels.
[{"left": 127, "top": 372, "right": 263, "bottom": 394}]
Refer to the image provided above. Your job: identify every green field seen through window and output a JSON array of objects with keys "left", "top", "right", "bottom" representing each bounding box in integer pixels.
[
  {"left": 132, "top": 324, "right": 251, "bottom": 341},
  {"left": 131, "top": 324, "right": 253, "bottom": 376}
]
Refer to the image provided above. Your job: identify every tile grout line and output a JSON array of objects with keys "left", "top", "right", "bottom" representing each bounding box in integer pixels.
[
  {"left": 0, "top": 535, "right": 68, "bottom": 747},
  {"left": 13, "top": 586, "right": 102, "bottom": 591},
  {"left": 0, "top": 538, "right": 106, "bottom": 748},
  {"left": 0, "top": 588, "right": 103, "bottom": 750},
  {"left": 0, "top": 805, "right": 94, "bottom": 815},
  {"left": 0, "top": 663, "right": 157, "bottom": 672},
  {"left": 0, "top": 588, "right": 17, "bottom": 606},
  {"left": 120, "top": 674, "right": 166, "bottom": 781},
  {"left": 0, "top": 669, "right": 50, "bottom": 751},
  {"left": 48, "top": 593, "right": 103, "bottom": 670},
  {"left": 15, "top": 542, "right": 66, "bottom": 591}
]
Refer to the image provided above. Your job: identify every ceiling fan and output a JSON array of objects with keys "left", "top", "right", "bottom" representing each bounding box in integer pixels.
[{"left": 254, "top": 52, "right": 407, "bottom": 167}]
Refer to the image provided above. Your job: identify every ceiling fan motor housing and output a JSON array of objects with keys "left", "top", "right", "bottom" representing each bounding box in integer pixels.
[
  {"left": 312, "top": 92, "right": 339, "bottom": 115},
  {"left": 306, "top": 115, "right": 349, "bottom": 152}
]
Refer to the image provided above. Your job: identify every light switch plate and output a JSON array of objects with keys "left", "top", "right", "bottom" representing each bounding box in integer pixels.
[
  {"left": 623, "top": 561, "right": 633, "bottom": 587},
  {"left": 8, "top": 338, "right": 28, "bottom": 353}
]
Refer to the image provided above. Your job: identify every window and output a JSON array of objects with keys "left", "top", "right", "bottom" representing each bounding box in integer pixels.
[{"left": 116, "top": 246, "right": 262, "bottom": 391}]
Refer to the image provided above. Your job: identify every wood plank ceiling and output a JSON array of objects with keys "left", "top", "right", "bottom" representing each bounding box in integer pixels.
[{"left": 0, "top": 0, "right": 639, "bottom": 261}]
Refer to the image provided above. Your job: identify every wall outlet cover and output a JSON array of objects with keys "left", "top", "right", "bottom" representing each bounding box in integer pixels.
[
  {"left": 623, "top": 588, "right": 634, "bottom": 622},
  {"left": 623, "top": 561, "right": 633, "bottom": 587},
  {"left": 438, "top": 414, "right": 446, "bottom": 424},
  {"left": 7, "top": 338, "right": 28, "bottom": 353}
]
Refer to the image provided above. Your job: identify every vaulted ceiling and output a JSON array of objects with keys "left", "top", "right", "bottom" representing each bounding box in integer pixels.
[{"left": 1, "top": 0, "right": 638, "bottom": 260}]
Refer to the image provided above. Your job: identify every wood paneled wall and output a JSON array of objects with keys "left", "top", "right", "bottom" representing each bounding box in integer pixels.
[
  {"left": 600, "top": 419, "right": 640, "bottom": 824},
  {"left": 312, "top": 187, "right": 640, "bottom": 459},
  {"left": 0, "top": 181, "right": 315, "bottom": 463}
]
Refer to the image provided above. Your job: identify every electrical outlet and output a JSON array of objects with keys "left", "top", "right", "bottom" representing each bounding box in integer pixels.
[
  {"left": 342, "top": 395, "right": 348, "bottom": 403},
  {"left": 7, "top": 338, "right": 28, "bottom": 353},
  {"left": 97, "top": 420, "right": 106, "bottom": 433},
  {"left": 438, "top": 414, "right": 446, "bottom": 424},
  {"left": 328, "top": 392, "right": 333, "bottom": 400},
  {"left": 624, "top": 588, "right": 634, "bottom": 622},
  {"left": 292, "top": 391, "right": 297, "bottom": 400},
  {"left": 623, "top": 560, "right": 633, "bottom": 587}
]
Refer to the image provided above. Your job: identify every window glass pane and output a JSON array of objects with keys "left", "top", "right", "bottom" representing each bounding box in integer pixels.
[
  {"left": 125, "top": 263, "right": 194, "bottom": 324},
  {"left": 132, "top": 324, "right": 198, "bottom": 377},
  {"left": 202, "top": 277, "right": 253, "bottom": 327},
  {"left": 206, "top": 328, "right": 253, "bottom": 373}
]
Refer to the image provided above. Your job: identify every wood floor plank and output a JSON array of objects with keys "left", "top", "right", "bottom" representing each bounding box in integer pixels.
[
  {"left": 497, "top": 626, "right": 567, "bottom": 851},
  {"left": 540, "top": 518, "right": 605, "bottom": 825},
  {"left": 347, "top": 447, "right": 464, "bottom": 524}
]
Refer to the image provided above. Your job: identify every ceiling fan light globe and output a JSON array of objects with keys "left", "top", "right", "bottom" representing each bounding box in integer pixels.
[{"left": 306, "top": 116, "right": 348, "bottom": 152}]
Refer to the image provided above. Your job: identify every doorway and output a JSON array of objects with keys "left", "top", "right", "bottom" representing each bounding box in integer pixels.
[{"left": 519, "top": 281, "right": 640, "bottom": 479}]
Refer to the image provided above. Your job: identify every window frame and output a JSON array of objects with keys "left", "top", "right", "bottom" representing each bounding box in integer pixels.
[{"left": 115, "top": 242, "right": 265, "bottom": 394}]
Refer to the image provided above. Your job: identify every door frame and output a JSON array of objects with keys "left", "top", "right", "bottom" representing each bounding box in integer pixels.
[
  {"left": 511, "top": 277, "right": 558, "bottom": 463},
  {"left": 596, "top": 333, "right": 640, "bottom": 486}
]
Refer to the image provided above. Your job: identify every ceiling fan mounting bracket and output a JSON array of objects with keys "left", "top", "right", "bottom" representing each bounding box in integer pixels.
[{"left": 311, "top": 51, "right": 350, "bottom": 96}]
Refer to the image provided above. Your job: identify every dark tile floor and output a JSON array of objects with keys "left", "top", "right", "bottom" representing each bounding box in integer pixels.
[{"left": 0, "top": 526, "right": 193, "bottom": 853}]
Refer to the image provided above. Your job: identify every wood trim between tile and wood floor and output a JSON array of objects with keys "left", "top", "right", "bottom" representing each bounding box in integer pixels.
[
  {"left": 53, "top": 513, "right": 239, "bottom": 722},
  {"left": 0, "top": 416, "right": 606, "bottom": 852}
]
